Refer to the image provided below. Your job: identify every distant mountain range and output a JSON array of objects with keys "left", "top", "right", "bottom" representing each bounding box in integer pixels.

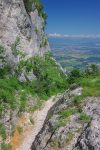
[{"left": 48, "top": 33, "right": 100, "bottom": 38}]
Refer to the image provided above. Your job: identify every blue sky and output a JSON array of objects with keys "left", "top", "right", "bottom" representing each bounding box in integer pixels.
[{"left": 43, "top": 0, "right": 100, "bottom": 35}]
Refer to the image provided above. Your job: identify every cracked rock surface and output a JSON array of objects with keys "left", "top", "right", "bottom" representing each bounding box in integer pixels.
[
  {"left": 32, "top": 88, "right": 100, "bottom": 150},
  {"left": 0, "top": 0, "right": 50, "bottom": 60}
]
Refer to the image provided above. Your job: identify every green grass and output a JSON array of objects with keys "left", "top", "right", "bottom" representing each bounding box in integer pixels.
[
  {"left": 73, "top": 72, "right": 100, "bottom": 104},
  {"left": 0, "top": 124, "right": 6, "bottom": 140},
  {"left": 1, "top": 143, "right": 11, "bottom": 150},
  {"left": 65, "top": 132, "right": 74, "bottom": 145},
  {"left": 79, "top": 113, "right": 91, "bottom": 123},
  {"left": 0, "top": 77, "right": 23, "bottom": 113},
  {"left": 25, "top": 54, "right": 68, "bottom": 99},
  {"left": 80, "top": 73, "right": 100, "bottom": 96},
  {"left": 53, "top": 119, "right": 67, "bottom": 130},
  {"left": 60, "top": 108, "right": 78, "bottom": 119},
  {"left": 17, "top": 126, "right": 23, "bottom": 134},
  {"left": 0, "top": 53, "right": 68, "bottom": 115}
]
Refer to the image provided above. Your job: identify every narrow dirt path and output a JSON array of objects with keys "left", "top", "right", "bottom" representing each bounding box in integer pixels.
[{"left": 14, "top": 96, "right": 55, "bottom": 150}]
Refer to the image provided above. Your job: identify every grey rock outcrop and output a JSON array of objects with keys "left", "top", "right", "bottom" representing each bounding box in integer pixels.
[
  {"left": 0, "top": 0, "right": 50, "bottom": 81},
  {"left": 0, "top": 0, "right": 50, "bottom": 62},
  {"left": 75, "top": 98, "right": 100, "bottom": 150},
  {"left": 32, "top": 89, "right": 100, "bottom": 150}
]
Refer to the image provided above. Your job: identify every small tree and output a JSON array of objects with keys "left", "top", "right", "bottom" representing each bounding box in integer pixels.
[
  {"left": 0, "top": 45, "right": 11, "bottom": 78},
  {"left": 90, "top": 64, "right": 98, "bottom": 74},
  {"left": 85, "top": 64, "right": 98, "bottom": 76},
  {"left": 68, "top": 69, "right": 81, "bottom": 84}
]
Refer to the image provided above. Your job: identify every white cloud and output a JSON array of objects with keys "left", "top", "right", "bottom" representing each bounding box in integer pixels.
[
  {"left": 49, "top": 33, "right": 62, "bottom": 37},
  {"left": 48, "top": 33, "right": 100, "bottom": 38}
]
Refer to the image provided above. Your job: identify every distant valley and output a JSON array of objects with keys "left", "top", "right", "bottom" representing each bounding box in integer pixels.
[{"left": 49, "top": 37, "right": 100, "bottom": 71}]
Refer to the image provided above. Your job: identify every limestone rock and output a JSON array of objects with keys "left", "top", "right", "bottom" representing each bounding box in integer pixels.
[
  {"left": 0, "top": 0, "right": 50, "bottom": 62},
  {"left": 32, "top": 89, "right": 100, "bottom": 150}
]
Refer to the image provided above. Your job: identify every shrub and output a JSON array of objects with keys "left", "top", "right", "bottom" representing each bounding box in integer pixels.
[
  {"left": 90, "top": 64, "right": 98, "bottom": 74},
  {"left": 0, "top": 45, "right": 5, "bottom": 64},
  {"left": 85, "top": 64, "right": 98, "bottom": 76},
  {"left": 24, "top": 0, "right": 34, "bottom": 12},
  {"left": 31, "top": 54, "right": 68, "bottom": 98},
  {"left": 11, "top": 37, "right": 20, "bottom": 57},
  {"left": 24, "top": 0, "right": 44, "bottom": 14},
  {"left": 23, "top": 0, "right": 47, "bottom": 26},
  {"left": 0, "top": 45, "right": 11, "bottom": 78},
  {"left": 67, "top": 69, "right": 81, "bottom": 84},
  {"left": 19, "top": 92, "right": 27, "bottom": 112},
  {"left": 0, "top": 77, "right": 22, "bottom": 112},
  {"left": 41, "top": 12, "right": 48, "bottom": 25}
]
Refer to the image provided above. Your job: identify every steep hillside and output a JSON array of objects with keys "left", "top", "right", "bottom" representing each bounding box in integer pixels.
[
  {"left": 32, "top": 73, "right": 100, "bottom": 150},
  {"left": 0, "top": 0, "right": 50, "bottom": 59},
  {"left": 0, "top": 1, "right": 68, "bottom": 149},
  {"left": 0, "top": 1, "right": 100, "bottom": 150}
]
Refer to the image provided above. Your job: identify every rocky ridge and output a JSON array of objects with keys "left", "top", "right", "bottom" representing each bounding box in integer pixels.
[{"left": 32, "top": 87, "right": 100, "bottom": 150}]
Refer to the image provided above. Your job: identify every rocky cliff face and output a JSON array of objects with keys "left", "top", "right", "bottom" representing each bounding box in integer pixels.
[
  {"left": 0, "top": 0, "right": 50, "bottom": 61},
  {"left": 32, "top": 88, "right": 100, "bottom": 150},
  {"left": 0, "top": 0, "right": 50, "bottom": 147}
]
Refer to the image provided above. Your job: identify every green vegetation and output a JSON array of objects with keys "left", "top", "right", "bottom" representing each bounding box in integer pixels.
[
  {"left": 85, "top": 64, "right": 99, "bottom": 76},
  {"left": 35, "top": 26, "right": 39, "bottom": 33},
  {"left": 1, "top": 143, "right": 11, "bottom": 150},
  {"left": 0, "top": 44, "right": 99, "bottom": 116},
  {"left": 0, "top": 45, "right": 6, "bottom": 65},
  {"left": 0, "top": 48, "right": 68, "bottom": 147},
  {"left": 54, "top": 108, "right": 79, "bottom": 130},
  {"left": 24, "top": 0, "right": 43, "bottom": 12},
  {"left": 68, "top": 64, "right": 100, "bottom": 104},
  {"left": 67, "top": 69, "right": 81, "bottom": 84},
  {"left": 0, "top": 124, "right": 6, "bottom": 140},
  {"left": 11, "top": 37, "right": 20, "bottom": 57},
  {"left": 0, "top": 52, "right": 68, "bottom": 115},
  {"left": 24, "top": 0, "right": 47, "bottom": 25},
  {"left": 52, "top": 64, "right": 99, "bottom": 133},
  {"left": 80, "top": 74, "right": 100, "bottom": 97},
  {"left": 28, "top": 54, "right": 68, "bottom": 99},
  {"left": 17, "top": 126, "right": 23, "bottom": 134},
  {"left": 79, "top": 113, "right": 91, "bottom": 123},
  {"left": 40, "top": 37, "right": 48, "bottom": 48},
  {"left": 60, "top": 108, "right": 78, "bottom": 119},
  {"left": 17, "top": 53, "right": 68, "bottom": 100},
  {"left": 65, "top": 132, "right": 74, "bottom": 145},
  {"left": 0, "top": 41, "right": 100, "bottom": 116},
  {"left": 0, "top": 77, "right": 22, "bottom": 112},
  {"left": 0, "top": 39, "right": 100, "bottom": 148},
  {"left": 0, "top": 45, "right": 10, "bottom": 78},
  {"left": 53, "top": 118, "right": 67, "bottom": 129}
]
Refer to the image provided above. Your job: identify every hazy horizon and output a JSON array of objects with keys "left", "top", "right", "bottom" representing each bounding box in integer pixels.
[{"left": 48, "top": 34, "right": 100, "bottom": 39}]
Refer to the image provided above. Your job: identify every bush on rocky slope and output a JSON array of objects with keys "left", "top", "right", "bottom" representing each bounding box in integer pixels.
[
  {"left": 0, "top": 53, "right": 68, "bottom": 115},
  {"left": 24, "top": 0, "right": 47, "bottom": 25}
]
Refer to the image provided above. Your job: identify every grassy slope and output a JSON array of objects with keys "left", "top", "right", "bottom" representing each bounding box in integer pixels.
[{"left": 0, "top": 54, "right": 68, "bottom": 115}]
